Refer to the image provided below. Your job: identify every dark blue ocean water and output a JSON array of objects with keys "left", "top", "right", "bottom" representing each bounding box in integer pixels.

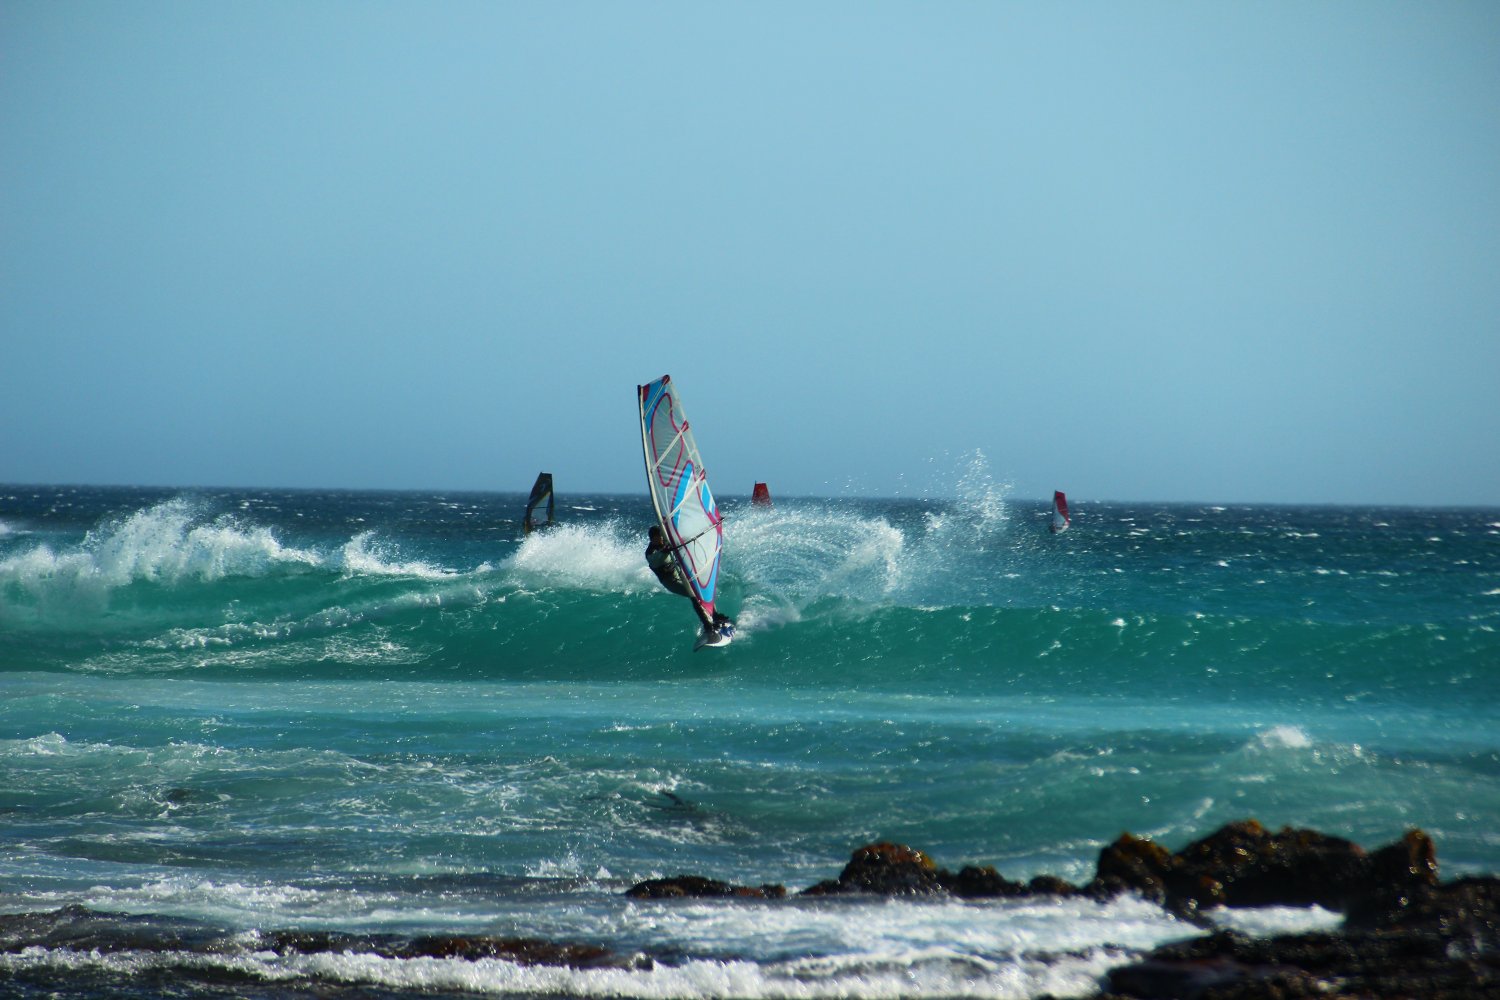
[{"left": 2, "top": 483, "right": 1497, "bottom": 998}]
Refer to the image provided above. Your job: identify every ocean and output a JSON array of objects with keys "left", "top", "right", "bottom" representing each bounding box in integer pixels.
[{"left": 1, "top": 481, "right": 1497, "bottom": 999}]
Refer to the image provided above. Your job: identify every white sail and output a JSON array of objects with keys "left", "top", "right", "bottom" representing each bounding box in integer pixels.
[{"left": 638, "top": 375, "right": 724, "bottom": 622}]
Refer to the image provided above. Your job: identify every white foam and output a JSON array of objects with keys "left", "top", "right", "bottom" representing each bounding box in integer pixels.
[
  {"left": 524, "top": 850, "right": 613, "bottom": 881},
  {"left": 88, "top": 499, "right": 321, "bottom": 584},
  {"left": 0, "top": 869, "right": 1358, "bottom": 1000},
  {"left": 0, "top": 946, "right": 1121, "bottom": 998},
  {"left": 726, "top": 452, "right": 1020, "bottom": 617},
  {"left": 732, "top": 595, "right": 804, "bottom": 636},
  {"left": 0, "top": 500, "right": 473, "bottom": 604},
  {"left": 0, "top": 895, "right": 1202, "bottom": 999},
  {"left": 124, "top": 875, "right": 335, "bottom": 917},
  {"left": 1255, "top": 725, "right": 1312, "bottom": 750},
  {"left": 731, "top": 507, "right": 906, "bottom": 606},
  {"left": 337, "top": 532, "right": 453, "bottom": 579},
  {"left": 0, "top": 498, "right": 316, "bottom": 597},
  {"left": 11, "top": 731, "right": 71, "bottom": 756},
  {"left": 508, "top": 522, "right": 657, "bottom": 593},
  {"left": 1211, "top": 904, "right": 1342, "bottom": 937}
]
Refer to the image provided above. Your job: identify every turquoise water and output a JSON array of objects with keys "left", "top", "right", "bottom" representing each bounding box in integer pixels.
[{"left": 1, "top": 483, "right": 1497, "bottom": 998}]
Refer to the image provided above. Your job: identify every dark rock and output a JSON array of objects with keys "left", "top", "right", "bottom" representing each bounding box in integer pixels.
[
  {"left": 800, "top": 842, "right": 948, "bottom": 897},
  {"left": 936, "top": 864, "right": 1030, "bottom": 898},
  {"left": 1088, "top": 821, "right": 1432, "bottom": 915},
  {"left": 400, "top": 935, "right": 636, "bottom": 968},
  {"left": 1105, "top": 923, "right": 1500, "bottom": 1000},
  {"left": 1346, "top": 875, "right": 1500, "bottom": 942},
  {"left": 1027, "top": 874, "right": 1078, "bottom": 896},
  {"left": 0, "top": 905, "right": 214, "bottom": 955},
  {"left": 1174, "top": 821, "right": 1371, "bottom": 910},
  {"left": 265, "top": 928, "right": 646, "bottom": 969},
  {"left": 605, "top": 823, "right": 1499, "bottom": 999},
  {"left": 1093, "top": 832, "right": 1178, "bottom": 903},
  {"left": 799, "top": 878, "right": 845, "bottom": 896},
  {"left": 263, "top": 929, "right": 361, "bottom": 955},
  {"left": 625, "top": 875, "right": 785, "bottom": 899},
  {"left": 1105, "top": 953, "right": 1317, "bottom": 1000},
  {"left": 1367, "top": 828, "right": 1440, "bottom": 889}
]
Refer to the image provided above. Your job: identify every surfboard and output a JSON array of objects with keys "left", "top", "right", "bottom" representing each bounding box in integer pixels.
[
  {"left": 693, "top": 626, "right": 734, "bottom": 651},
  {"left": 1050, "top": 490, "right": 1070, "bottom": 534},
  {"left": 523, "top": 472, "right": 554, "bottom": 534},
  {"left": 638, "top": 375, "right": 732, "bottom": 648}
]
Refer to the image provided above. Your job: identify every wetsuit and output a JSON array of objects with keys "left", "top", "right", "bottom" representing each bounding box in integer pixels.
[
  {"left": 646, "top": 539, "right": 694, "bottom": 600},
  {"left": 646, "top": 536, "right": 728, "bottom": 632}
]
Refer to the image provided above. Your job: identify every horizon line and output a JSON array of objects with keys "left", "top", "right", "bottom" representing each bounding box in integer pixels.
[{"left": 2, "top": 481, "right": 1497, "bottom": 512}]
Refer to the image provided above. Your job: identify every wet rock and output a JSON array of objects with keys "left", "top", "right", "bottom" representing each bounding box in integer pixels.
[
  {"left": 400, "top": 935, "right": 639, "bottom": 968},
  {"left": 1093, "top": 832, "right": 1178, "bottom": 904},
  {"left": 801, "top": 842, "right": 947, "bottom": 897},
  {"left": 1346, "top": 875, "right": 1500, "bottom": 942},
  {"left": 935, "top": 864, "right": 1031, "bottom": 898},
  {"left": 266, "top": 928, "right": 647, "bottom": 969},
  {"left": 1104, "top": 952, "right": 1317, "bottom": 1000},
  {"left": 1367, "top": 828, "right": 1440, "bottom": 890},
  {"left": 1027, "top": 873, "right": 1079, "bottom": 896},
  {"left": 0, "top": 905, "right": 100, "bottom": 951},
  {"left": 1174, "top": 821, "right": 1371, "bottom": 910},
  {"left": 1102, "top": 923, "right": 1500, "bottom": 1000},
  {"left": 608, "top": 821, "right": 1497, "bottom": 999},
  {"left": 625, "top": 875, "right": 785, "bottom": 899},
  {"left": 1087, "top": 821, "right": 1436, "bottom": 915},
  {"left": 263, "top": 929, "right": 362, "bottom": 955},
  {"left": 0, "top": 905, "right": 214, "bottom": 955}
]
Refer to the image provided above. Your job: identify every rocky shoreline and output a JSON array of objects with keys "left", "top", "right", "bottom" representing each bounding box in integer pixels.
[
  {"left": 628, "top": 819, "right": 1500, "bottom": 999},
  {"left": 4, "top": 820, "right": 1494, "bottom": 998}
]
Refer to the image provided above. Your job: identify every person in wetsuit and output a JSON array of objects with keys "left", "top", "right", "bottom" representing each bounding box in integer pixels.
[{"left": 646, "top": 525, "right": 731, "bottom": 636}]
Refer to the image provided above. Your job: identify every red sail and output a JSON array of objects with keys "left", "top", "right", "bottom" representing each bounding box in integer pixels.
[
  {"left": 751, "top": 483, "right": 772, "bottom": 508},
  {"left": 1051, "top": 491, "right": 1070, "bottom": 533}
]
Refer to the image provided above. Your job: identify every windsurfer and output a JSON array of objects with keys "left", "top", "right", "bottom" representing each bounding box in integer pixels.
[{"left": 646, "top": 526, "right": 731, "bottom": 635}]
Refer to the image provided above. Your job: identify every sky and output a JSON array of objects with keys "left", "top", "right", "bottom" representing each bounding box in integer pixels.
[{"left": 3, "top": 2, "right": 1498, "bottom": 506}]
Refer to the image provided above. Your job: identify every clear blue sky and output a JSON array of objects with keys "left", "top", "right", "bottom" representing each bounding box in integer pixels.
[{"left": 4, "top": 2, "right": 1497, "bottom": 505}]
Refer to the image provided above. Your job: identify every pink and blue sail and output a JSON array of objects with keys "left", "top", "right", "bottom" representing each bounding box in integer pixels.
[{"left": 638, "top": 375, "right": 724, "bottom": 622}]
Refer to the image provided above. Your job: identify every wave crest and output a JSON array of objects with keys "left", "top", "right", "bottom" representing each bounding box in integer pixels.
[
  {"left": 0, "top": 499, "right": 463, "bottom": 596},
  {"left": 508, "top": 522, "right": 659, "bottom": 594},
  {"left": 0, "top": 498, "right": 318, "bottom": 591}
]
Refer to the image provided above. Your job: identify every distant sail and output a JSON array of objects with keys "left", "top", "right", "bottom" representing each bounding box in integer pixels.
[
  {"left": 1050, "top": 490, "right": 1070, "bottom": 533},
  {"left": 751, "top": 482, "right": 772, "bottom": 508},
  {"left": 638, "top": 375, "right": 724, "bottom": 624},
  {"left": 523, "top": 472, "right": 554, "bottom": 534}
]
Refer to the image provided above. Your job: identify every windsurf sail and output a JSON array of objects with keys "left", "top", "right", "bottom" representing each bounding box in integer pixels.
[
  {"left": 638, "top": 375, "right": 724, "bottom": 625},
  {"left": 1050, "top": 490, "right": 1070, "bottom": 533},
  {"left": 751, "top": 482, "right": 772, "bottom": 508},
  {"left": 523, "top": 472, "right": 554, "bottom": 534}
]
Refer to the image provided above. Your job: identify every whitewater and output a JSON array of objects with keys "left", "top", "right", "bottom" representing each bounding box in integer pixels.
[{"left": 1, "top": 479, "right": 1497, "bottom": 999}]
